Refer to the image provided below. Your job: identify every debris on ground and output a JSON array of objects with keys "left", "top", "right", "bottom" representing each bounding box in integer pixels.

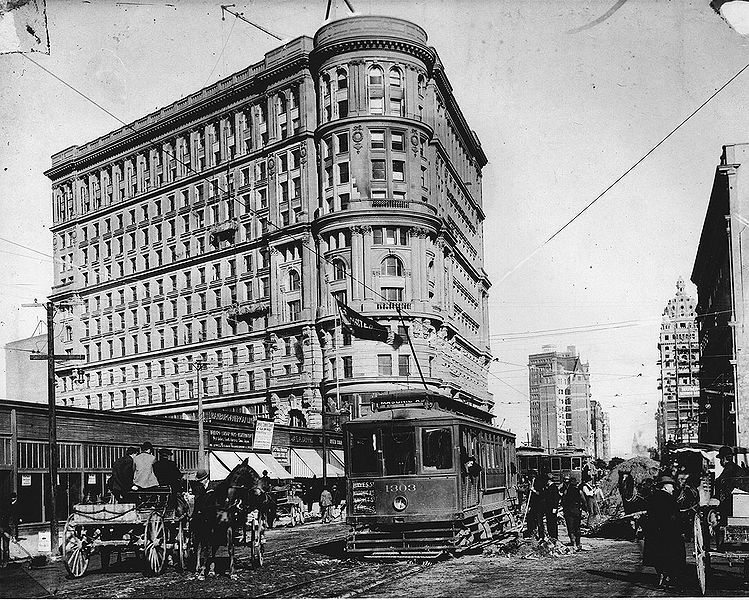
[{"left": 484, "top": 536, "right": 576, "bottom": 559}]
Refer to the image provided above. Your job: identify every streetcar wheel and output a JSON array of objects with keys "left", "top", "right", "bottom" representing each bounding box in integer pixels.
[
  {"left": 694, "top": 513, "right": 708, "bottom": 596},
  {"left": 175, "top": 519, "right": 190, "bottom": 572},
  {"left": 62, "top": 516, "right": 90, "bottom": 578},
  {"left": 144, "top": 512, "right": 167, "bottom": 575}
]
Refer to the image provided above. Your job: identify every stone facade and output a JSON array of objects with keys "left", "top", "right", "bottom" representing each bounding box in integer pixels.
[
  {"left": 692, "top": 144, "right": 749, "bottom": 448},
  {"left": 44, "top": 15, "right": 493, "bottom": 427},
  {"left": 655, "top": 278, "right": 700, "bottom": 452}
]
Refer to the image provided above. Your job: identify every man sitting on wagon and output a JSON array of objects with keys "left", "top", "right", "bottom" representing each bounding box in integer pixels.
[
  {"left": 154, "top": 448, "right": 185, "bottom": 510},
  {"left": 715, "top": 446, "right": 748, "bottom": 523},
  {"left": 132, "top": 441, "right": 160, "bottom": 492},
  {"left": 109, "top": 446, "right": 139, "bottom": 501}
]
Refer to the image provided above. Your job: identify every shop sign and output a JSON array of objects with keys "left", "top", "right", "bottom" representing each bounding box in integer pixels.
[
  {"left": 205, "top": 410, "right": 256, "bottom": 427},
  {"left": 272, "top": 446, "right": 290, "bottom": 465},
  {"left": 38, "top": 531, "right": 51, "bottom": 552},
  {"left": 21, "top": 475, "right": 32, "bottom": 487},
  {"left": 209, "top": 429, "right": 254, "bottom": 449},
  {"left": 87, "top": 474, "right": 97, "bottom": 485},
  {"left": 290, "top": 433, "right": 321, "bottom": 447},
  {"left": 253, "top": 420, "right": 274, "bottom": 451}
]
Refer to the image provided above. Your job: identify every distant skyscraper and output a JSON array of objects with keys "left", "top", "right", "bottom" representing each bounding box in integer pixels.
[
  {"left": 528, "top": 345, "right": 594, "bottom": 454},
  {"left": 656, "top": 278, "right": 700, "bottom": 451}
]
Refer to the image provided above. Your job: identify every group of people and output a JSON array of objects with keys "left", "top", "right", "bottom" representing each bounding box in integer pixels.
[
  {"left": 524, "top": 471, "right": 603, "bottom": 551},
  {"left": 109, "top": 441, "right": 186, "bottom": 502}
]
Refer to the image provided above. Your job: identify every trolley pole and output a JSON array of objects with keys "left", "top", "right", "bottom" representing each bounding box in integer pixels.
[
  {"left": 23, "top": 300, "right": 84, "bottom": 555},
  {"left": 195, "top": 360, "right": 206, "bottom": 468}
]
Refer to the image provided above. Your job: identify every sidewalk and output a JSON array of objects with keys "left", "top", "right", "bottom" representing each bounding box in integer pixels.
[{"left": 6, "top": 528, "right": 57, "bottom": 563}]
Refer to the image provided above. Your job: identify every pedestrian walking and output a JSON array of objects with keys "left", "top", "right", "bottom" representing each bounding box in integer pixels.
[
  {"left": 561, "top": 476, "right": 585, "bottom": 551},
  {"left": 320, "top": 487, "right": 334, "bottom": 523},
  {"left": 527, "top": 471, "right": 547, "bottom": 540},
  {"left": 581, "top": 476, "right": 596, "bottom": 528},
  {"left": 0, "top": 491, "right": 19, "bottom": 568},
  {"left": 542, "top": 478, "right": 560, "bottom": 541},
  {"left": 643, "top": 475, "right": 686, "bottom": 589}
]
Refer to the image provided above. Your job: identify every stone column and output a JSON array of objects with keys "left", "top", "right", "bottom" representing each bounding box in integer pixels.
[
  {"left": 270, "top": 247, "right": 283, "bottom": 321},
  {"left": 361, "top": 225, "right": 373, "bottom": 301},
  {"left": 350, "top": 226, "right": 364, "bottom": 301}
]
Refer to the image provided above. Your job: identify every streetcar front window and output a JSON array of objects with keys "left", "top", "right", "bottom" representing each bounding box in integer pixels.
[
  {"left": 422, "top": 427, "right": 453, "bottom": 470},
  {"left": 382, "top": 427, "right": 416, "bottom": 475},
  {"left": 350, "top": 429, "right": 379, "bottom": 474}
]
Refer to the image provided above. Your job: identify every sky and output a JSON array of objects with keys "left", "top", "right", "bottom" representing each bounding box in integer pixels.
[{"left": 1, "top": 0, "right": 748, "bottom": 457}]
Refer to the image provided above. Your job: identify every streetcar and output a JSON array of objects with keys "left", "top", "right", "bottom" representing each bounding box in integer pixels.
[
  {"left": 343, "top": 390, "right": 518, "bottom": 559},
  {"left": 517, "top": 446, "right": 590, "bottom": 484}
]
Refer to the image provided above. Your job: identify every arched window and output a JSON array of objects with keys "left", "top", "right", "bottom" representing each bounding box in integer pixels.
[
  {"left": 381, "top": 255, "right": 403, "bottom": 277},
  {"left": 333, "top": 259, "right": 347, "bottom": 280},
  {"left": 389, "top": 67, "right": 402, "bottom": 87},
  {"left": 288, "top": 269, "right": 300, "bottom": 291},
  {"left": 289, "top": 87, "right": 298, "bottom": 109},
  {"left": 337, "top": 68, "right": 348, "bottom": 90},
  {"left": 277, "top": 93, "right": 287, "bottom": 115},
  {"left": 322, "top": 73, "right": 331, "bottom": 97},
  {"left": 368, "top": 65, "right": 383, "bottom": 86},
  {"left": 418, "top": 74, "right": 426, "bottom": 97},
  {"left": 288, "top": 409, "right": 307, "bottom": 428}
]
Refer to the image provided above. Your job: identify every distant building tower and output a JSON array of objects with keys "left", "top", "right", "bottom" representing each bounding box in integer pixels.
[
  {"left": 528, "top": 345, "right": 593, "bottom": 454},
  {"left": 602, "top": 412, "right": 611, "bottom": 462},
  {"left": 656, "top": 278, "right": 700, "bottom": 452}
]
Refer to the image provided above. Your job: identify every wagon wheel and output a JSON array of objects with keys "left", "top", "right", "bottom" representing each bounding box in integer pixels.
[
  {"left": 694, "top": 512, "right": 708, "bottom": 596},
  {"left": 250, "top": 515, "right": 264, "bottom": 567},
  {"left": 174, "top": 518, "right": 191, "bottom": 572},
  {"left": 62, "top": 516, "right": 91, "bottom": 578},
  {"left": 144, "top": 512, "right": 167, "bottom": 575}
]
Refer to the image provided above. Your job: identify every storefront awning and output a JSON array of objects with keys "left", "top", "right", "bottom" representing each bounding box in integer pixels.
[
  {"left": 209, "top": 450, "right": 292, "bottom": 481},
  {"left": 290, "top": 449, "right": 345, "bottom": 478}
]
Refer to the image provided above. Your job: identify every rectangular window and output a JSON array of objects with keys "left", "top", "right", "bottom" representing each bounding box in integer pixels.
[
  {"left": 337, "top": 100, "right": 348, "bottom": 118},
  {"left": 338, "top": 162, "right": 350, "bottom": 184},
  {"left": 389, "top": 98, "right": 403, "bottom": 116},
  {"left": 378, "top": 354, "right": 392, "bottom": 376},
  {"left": 369, "top": 96, "right": 384, "bottom": 115},
  {"left": 422, "top": 427, "right": 453, "bottom": 470},
  {"left": 381, "top": 287, "right": 403, "bottom": 301},
  {"left": 336, "top": 132, "right": 349, "bottom": 153},
  {"left": 392, "top": 161, "right": 405, "bottom": 181},
  {"left": 383, "top": 427, "right": 416, "bottom": 475},
  {"left": 343, "top": 356, "right": 353, "bottom": 378},
  {"left": 391, "top": 132, "right": 404, "bottom": 151},
  {"left": 370, "top": 130, "right": 385, "bottom": 150},
  {"left": 398, "top": 355, "right": 410, "bottom": 376},
  {"left": 350, "top": 429, "right": 378, "bottom": 474},
  {"left": 371, "top": 160, "right": 386, "bottom": 180}
]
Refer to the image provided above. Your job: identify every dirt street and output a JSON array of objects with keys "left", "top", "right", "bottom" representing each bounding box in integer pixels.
[{"left": 1, "top": 523, "right": 748, "bottom": 597}]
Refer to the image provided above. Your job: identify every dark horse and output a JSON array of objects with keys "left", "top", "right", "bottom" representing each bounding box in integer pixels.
[
  {"left": 618, "top": 470, "right": 650, "bottom": 539},
  {"left": 190, "top": 459, "right": 274, "bottom": 580}
]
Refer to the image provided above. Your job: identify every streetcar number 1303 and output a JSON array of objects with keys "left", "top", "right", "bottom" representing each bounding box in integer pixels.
[{"left": 384, "top": 484, "right": 416, "bottom": 492}]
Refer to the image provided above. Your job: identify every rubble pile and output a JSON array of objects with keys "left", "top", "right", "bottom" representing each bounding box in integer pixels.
[
  {"left": 599, "top": 456, "right": 659, "bottom": 516},
  {"left": 484, "top": 536, "right": 575, "bottom": 559}
]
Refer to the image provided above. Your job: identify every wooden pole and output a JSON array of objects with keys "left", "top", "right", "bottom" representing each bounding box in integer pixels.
[{"left": 46, "top": 302, "right": 59, "bottom": 554}]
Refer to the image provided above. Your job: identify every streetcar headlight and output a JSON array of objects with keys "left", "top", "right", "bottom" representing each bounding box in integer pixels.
[{"left": 393, "top": 496, "right": 407, "bottom": 511}]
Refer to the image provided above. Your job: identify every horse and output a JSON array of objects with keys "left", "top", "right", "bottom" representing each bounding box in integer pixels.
[
  {"left": 618, "top": 470, "right": 651, "bottom": 539},
  {"left": 190, "top": 459, "right": 274, "bottom": 580}
]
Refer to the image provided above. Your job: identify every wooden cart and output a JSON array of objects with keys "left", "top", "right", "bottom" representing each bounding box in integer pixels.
[{"left": 61, "top": 489, "right": 190, "bottom": 578}]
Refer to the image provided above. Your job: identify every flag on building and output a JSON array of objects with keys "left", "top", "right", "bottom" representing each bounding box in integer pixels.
[{"left": 335, "top": 299, "right": 402, "bottom": 348}]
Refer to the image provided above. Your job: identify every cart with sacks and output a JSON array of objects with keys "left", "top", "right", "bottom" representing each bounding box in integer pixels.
[{"left": 61, "top": 488, "right": 190, "bottom": 578}]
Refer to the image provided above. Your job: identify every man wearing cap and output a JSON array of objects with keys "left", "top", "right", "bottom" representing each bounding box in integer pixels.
[
  {"left": 643, "top": 475, "right": 685, "bottom": 588},
  {"left": 109, "top": 446, "right": 138, "bottom": 501},
  {"left": 132, "top": 441, "right": 160, "bottom": 490}
]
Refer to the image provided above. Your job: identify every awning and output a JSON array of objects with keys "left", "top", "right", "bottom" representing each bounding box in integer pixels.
[
  {"left": 330, "top": 449, "right": 345, "bottom": 471},
  {"left": 290, "top": 449, "right": 345, "bottom": 478},
  {"left": 209, "top": 450, "right": 292, "bottom": 481}
]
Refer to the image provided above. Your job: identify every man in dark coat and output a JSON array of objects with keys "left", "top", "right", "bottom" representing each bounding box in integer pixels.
[
  {"left": 0, "top": 492, "right": 19, "bottom": 568},
  {"left": 109, "top": 446, "right": 138, "bottom": 501},
  {"left": 715, "top": 446, "right": 746, "bottom": 521},
  {"left": 543, "top": 477, "right": 561, "bottom": 540},
  {"left": 561, "top": 476, "right": 585, "bottom": 551},
  {"left": 153, "top": 449, "right": 184, "bottom": 493},
  {"left": 527, "top": 471, "right": 547, "bottom": 540},
  {"left": 643, "top": 475, "right": 686, "bottom": 588}
]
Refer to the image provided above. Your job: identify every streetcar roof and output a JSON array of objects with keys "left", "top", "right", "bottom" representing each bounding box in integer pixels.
[{"left": 344, "top": 407, "right": 515, "bottom": 437}]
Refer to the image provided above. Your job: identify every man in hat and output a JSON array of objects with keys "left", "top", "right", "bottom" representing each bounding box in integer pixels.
[
  {"left": 189, "top": 469, "right": 210, "bottom": 502},
  {"left": 154, "top": 449, "right": 184, "bottom": 494},
  {"left": 676, "top": 466, "right": 699, "bottom": 540},
  {"left": 561, "top": 475, "right": 585, "bottom": 551},
  {"left": 132, "top": 441, "right": 160, "bottom": 490},
  {"left": 109, "top": 446, "right": 138, "bottom": 501},
  {"left": 643, "top": 475, "right": 686, "bottom": 588}
]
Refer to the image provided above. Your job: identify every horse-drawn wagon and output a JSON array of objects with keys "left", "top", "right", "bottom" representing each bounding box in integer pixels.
[
  {"left": 61, "top": 488, "right": 189, "bottom": 578},
  {"left": 673, "top": 444, "right": 749, "bottom": 594}
]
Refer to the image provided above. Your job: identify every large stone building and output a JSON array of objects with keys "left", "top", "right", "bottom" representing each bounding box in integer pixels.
[
  {"left": 44, "top": 16, "right": 493, "bottom": 442},
  {"left": 655, "top": 278, "right": 700, "bottom": 451},
  {"left": 692, "top": 144, "right": 749, "bottom": 448},
  {"left": 528, "top": 346, "right": 599, "bottom": 456}
]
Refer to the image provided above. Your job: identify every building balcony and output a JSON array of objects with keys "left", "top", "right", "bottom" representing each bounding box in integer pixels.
[
  {"left": 209, "top": 219, "right": 239, "bottom": 245},
  {"left": 227, "top": 300, "right": 270, "bottom": 322},
  {"left": 343, "top": 198, "right": 437, "bottom": 216}
]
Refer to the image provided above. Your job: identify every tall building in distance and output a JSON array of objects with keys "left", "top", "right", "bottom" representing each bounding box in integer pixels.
[
  {"left": 44, "top": 16, "right": 493, "bottom": 435},
  {"left": 656, "top": 278, "right": 700, "bottom": 451},
  {"left": 692, "top": 143, "right": 749, "bottom": 448},
  {"left": 528, "top": 345, "right": 602, "bottom": 457}
]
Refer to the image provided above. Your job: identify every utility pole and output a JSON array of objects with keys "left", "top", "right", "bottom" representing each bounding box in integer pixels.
[
  {"left": 194, "top": 360, "right": 206, "bottom": 468},
  {"left": 24, "top": 300, "right": 84, "bottom": 555}
]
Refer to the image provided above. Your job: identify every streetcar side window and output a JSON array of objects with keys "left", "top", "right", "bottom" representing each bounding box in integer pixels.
[
  {"left": 350, "top": 429, "right": 379, "bottom": 474},
  {"left": 572, "top": 457, "right": 581, "bottom": 470},
  {"left": 382, "top": 427, "right": 416, "bottom": 475},
  {"left": 421, "top": 427, "right": 453, "bottom": 470}
]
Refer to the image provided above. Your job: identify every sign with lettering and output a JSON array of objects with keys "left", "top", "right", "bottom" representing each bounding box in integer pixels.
[
  {"left": 205, "top": 410, "right": 257, "bottom": 427},
  {"left": 38, "top": 531, "right": 51, "bottom": 552},
  {"left": 352, "top": 480, "right": 376, "bottom": 514},
  {"left": 272, "top": 446, "right": 290, "bottom": 465},
  {"left": 21, "top": 475, "right": 32, "bottom": 487},
  {"left": 87, "top": 474, "right": 97, "bottom": 485},
  {"left": 209, "top": 429, "right": 254, "bottom": 449},
  {"left": 253, "top": 420, "right": 274, "bottom": 451}
]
